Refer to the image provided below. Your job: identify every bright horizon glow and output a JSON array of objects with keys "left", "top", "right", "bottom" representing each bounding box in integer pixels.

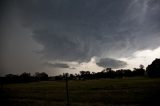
[
  {"left": 47, "top": 46, "right": 160, "bottom": 75},
  {"left": 119, "top": 46, "right": 160, "bottom": 69}
]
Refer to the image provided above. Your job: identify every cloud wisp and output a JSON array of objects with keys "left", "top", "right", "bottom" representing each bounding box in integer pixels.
[{"left": 43, "top": 62, "right": 70, "bottom": 68}]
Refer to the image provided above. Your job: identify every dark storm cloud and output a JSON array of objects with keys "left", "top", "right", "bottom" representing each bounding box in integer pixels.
[
  {"left": 13, "top": 0, "right": 160, "bottom": 61},
  {"left": 43, "top": 62, "right": 69, "bottom": 68},
  {"left": 96, "top": 58, "right": 127, "bottom": 69}
]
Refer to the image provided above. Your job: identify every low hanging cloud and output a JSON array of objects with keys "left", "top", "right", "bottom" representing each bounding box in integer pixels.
[
  {"left": 96, "top": 58, "right": 127, "bottom": 69},
  {"left": 43, "top": 62, "right": 69, "bottom": 68}
]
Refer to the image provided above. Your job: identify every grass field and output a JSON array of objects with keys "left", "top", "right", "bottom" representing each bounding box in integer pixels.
[{"left": 1, "top": 77, "right": 160, "bottom": 106}]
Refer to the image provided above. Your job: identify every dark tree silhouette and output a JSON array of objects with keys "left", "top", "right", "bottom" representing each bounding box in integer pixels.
[
  {"left": 20, "top": 72, "right": 31, "bottom": 82},
  {"left": 116, "top": 70, "right": 123, "bottom": 78},
  {"left": 146, "top": 58, "right": 160, "bottom": 78},
  {"left": 79, "top": 71, "right": 91, "bottom": 80},
  {"left": 105, "top": 68, "right": 116, "bottom": 78},
  {"left": 5, "top": 74, "right": 19, "bottom": 83},
  {"left": 55, "top": 75, "right": 64, "bottom": 80},
  {"left": 35, "top": 72, "right": 48, "bottom": 81},
  {"left": 122, "top": 69, "right": 132, "bottom": 77},
  {"left": 133, "top": 65, "right": 145, "bottom": 76},
  {"left": 115, "top": 69, "right": 133, "bottom": 78}
]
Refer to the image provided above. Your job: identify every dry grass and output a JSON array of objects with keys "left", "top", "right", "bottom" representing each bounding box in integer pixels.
[{"left": 1, "top": 77, "right": 160, "bottom": 106}]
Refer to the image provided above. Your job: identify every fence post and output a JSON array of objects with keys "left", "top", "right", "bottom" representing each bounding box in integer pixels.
[{"left": 65, "top": 73, "right": 69, "bottom": 106}]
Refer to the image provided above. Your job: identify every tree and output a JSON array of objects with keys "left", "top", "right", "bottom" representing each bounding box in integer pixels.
[
  {"left": 116, "top": 70, "right": 123, "bottom": 78},
  {"left": 107, "top": 69, "right": 116, "bottom": 78},
  {"left": 69, "top": 74, "right": 75, "bottom": 80},
  {"left": 146, "top": 58, "right": 160, "bottom": 78},
  {"left": 5, "top": 74, "right": 19, "bottom": 83},
  {"left": 123, "top": 69, "right": 132, "bottom": 77},
  {"left": 20, "top": 72, "right": 31, "bottom": 82},
  {"left": 35, "top": 72, "right": 48, "bottom": 81},
  {"left": 139, "top": 64, "right": 144, "bottom": 69},
  {"left": 79, "top": 71, "right": 92, "bottom": 80},
  {"left": 133, "top": 65, "right": 145, "bottom": 76}
]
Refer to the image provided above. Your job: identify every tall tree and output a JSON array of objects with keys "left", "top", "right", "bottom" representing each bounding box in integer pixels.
[{"left": 146, "top": 58, "right": 160, "bottom": 78}]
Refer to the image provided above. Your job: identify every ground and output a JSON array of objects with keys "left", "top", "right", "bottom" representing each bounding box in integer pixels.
[{"left": 1, "top": 77, "right": 160, "bottom": 106}]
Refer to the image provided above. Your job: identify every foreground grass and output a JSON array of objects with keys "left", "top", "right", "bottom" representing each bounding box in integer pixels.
[{"left": 1, "top": 77, "right": 160, "bottom": 106}]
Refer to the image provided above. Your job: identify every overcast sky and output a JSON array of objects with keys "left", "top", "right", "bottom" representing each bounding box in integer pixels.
[{"left": 1, "top": 0, "right": 160, "bottom": 76}]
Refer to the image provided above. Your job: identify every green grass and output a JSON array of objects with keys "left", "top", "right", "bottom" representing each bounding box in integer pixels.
[{"left": 1, "top": 77, "right": 160, "bottom": 106}]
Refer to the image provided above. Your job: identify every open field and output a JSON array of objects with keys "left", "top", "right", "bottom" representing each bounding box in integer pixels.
[{"left": 1, "top": 77, "right": 160, "bottom": 106}]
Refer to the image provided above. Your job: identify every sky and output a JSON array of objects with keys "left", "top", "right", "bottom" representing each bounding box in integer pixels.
[{"left": 1, "top": 0, "right": 160, "bottom": 76}]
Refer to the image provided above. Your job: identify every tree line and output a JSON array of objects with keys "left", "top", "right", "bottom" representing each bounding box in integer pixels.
[
  {"left": 54, "top": 65, "right": 145, "bottom": 80},
  {"left": 1, "top": 58, "right": 160, "bottom": 84},
  {"left": 0, "top": 72, "right": 48, "bottom": 84}
]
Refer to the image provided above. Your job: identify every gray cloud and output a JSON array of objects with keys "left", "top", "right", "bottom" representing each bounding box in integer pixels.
[
  {"left": 1, "top": 0, "right": 160, "bottom": 75},
  {"left": 15, "top": 0, "right": 160, "bottom": 62},
  {"left": 96, "top": 58, "right": 127, "bottom": 69},
  {"left": 43, "top": 62, "right": 69, "bottom": 68}
]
